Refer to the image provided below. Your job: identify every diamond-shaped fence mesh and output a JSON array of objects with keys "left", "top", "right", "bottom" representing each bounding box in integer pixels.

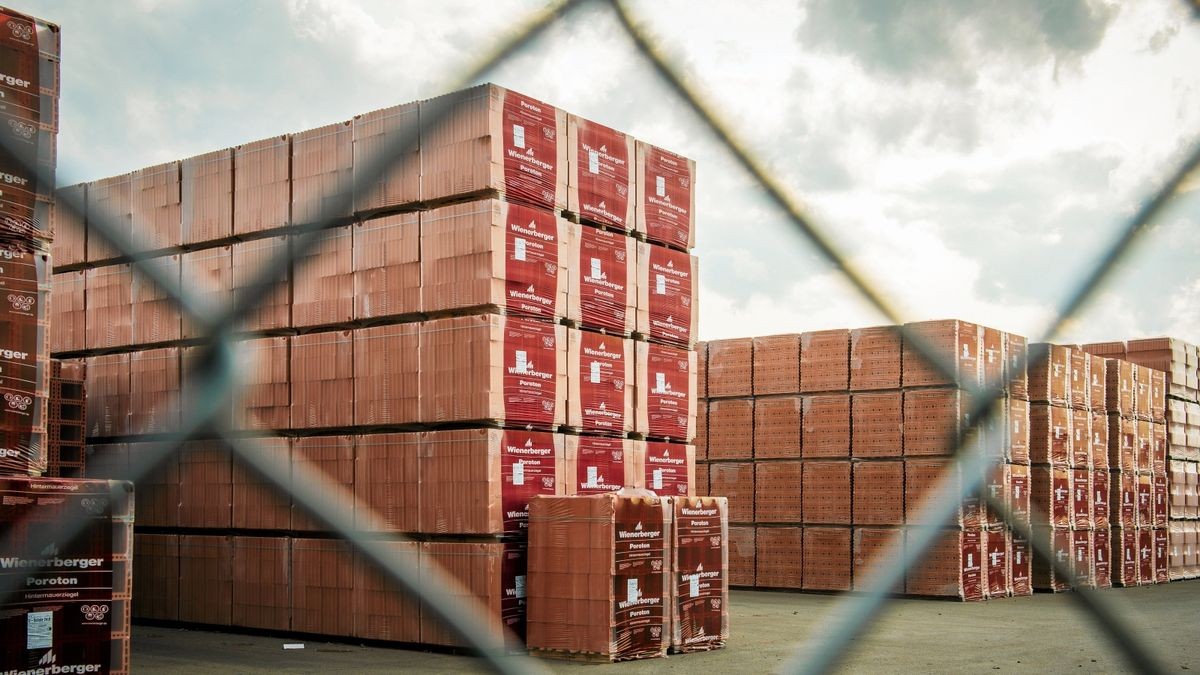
[{"left": 7, "top": 0, "right": 1200, "bottom": 672}]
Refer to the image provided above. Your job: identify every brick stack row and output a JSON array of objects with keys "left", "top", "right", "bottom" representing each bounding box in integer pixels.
[
  {"left": 0, "top": 8, "right": 132, "bottom": 674},
  {"left": 46, "top": 359, "right": 85, "bottom": 477},
  {"left": 55, "top": 84, "right": 701, "bottom": 649},
  {"left": 1083, "top": 338, "right": 1199, "bottom": 581},
  {"left": 1026, "top": 343, "right": 1120, "bottom": 591},
  {"left": 698, "top": 319, "right": 1033, "bottom": 600}
]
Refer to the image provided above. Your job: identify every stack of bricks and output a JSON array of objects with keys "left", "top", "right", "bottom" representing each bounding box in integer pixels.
[
  {"left": 46, "top": 359, "right": 86, "bottom": 477},
  {"left": 700, "top": 319, "right": 1033, "bottom": 600},
  {"left": 1027, "top": 343, "right": 1116, "bottom": 591},
  {"left": 1084, "top": 338, "right": 1197, "bottom": 581},
  {"left": 52, "top": 83, "right": 701, "bottom": 649},
  {"left": 0, "top": 8, "right": 133, "bottom": 673}
]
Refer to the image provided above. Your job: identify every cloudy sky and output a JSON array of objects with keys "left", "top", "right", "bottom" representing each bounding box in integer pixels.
[{"left": 25, "top": 0, "right": 1200, "bottom": 344}]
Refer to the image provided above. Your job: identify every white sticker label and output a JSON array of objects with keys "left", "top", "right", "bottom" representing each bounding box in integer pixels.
[
  {"left": 590, "top": 361, "right": 601, "bottom": 384},
  {"left": 655, "top": 273, "right": 666, "bottom": 295},
  {"left": 653, "top": 468, "right": 664, "bottom": 490},
  {"left": 627, "top": 578, "right": 640, "bottom": 603},
  {"left": 515, "top": 350, "right": 528, "bottom": 374},
  {"left": 586, "top": 466, "right": 598, "bottom": 487},
  {"left": 27, "top": 611, "right": 51, "bottom": 649},
  {"left": 655, "top": 372, "right": 666, "bottom": 392},
  {"left": 590, "top": 257, "right": 602, "bottom": 280},
  {"left": 512, "top": 461, "right": 525, "bottom": 486},
  {"left": 514, "top": 238, "right": 527, "bottom": 261},
  {"left": 655, "top": 175, "right": 665, "bottom": 197},
  {"left": 515, "top": 574, "right": 527, "bottom": 599},
  {"left": 513, "top": 124, "right": 526, "bottom": 149},
  {"left": 690, "top": 574, "right": 700, "bottom": 598},
  {"left": 588, "top": 150, "right": 600, "bottom": 174}
]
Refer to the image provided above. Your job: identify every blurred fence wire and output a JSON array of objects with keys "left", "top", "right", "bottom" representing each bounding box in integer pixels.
[{"left": 7, "top": 0, "right": 1200, "bottom": 672}]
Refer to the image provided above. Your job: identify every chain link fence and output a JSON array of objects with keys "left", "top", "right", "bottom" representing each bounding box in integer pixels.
[{"left": 7, "top": 0, "right": 1200, "bottom": 672}]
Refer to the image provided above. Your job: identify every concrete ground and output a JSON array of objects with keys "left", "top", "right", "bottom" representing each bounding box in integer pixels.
[{"left": 133, "top": 582, "right": 1200, "bottom": 673}]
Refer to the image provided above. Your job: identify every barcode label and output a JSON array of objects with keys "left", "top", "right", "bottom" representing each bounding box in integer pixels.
[
  {"left": 588, "top": 150, "right": 599, "bottom": 174},
  {"left": 515, "top": 575, "right": 526, "bottom": 599},
  {"left": 514, "top": 238, "right": 527, "bottom": 261},
  {"left": 586, "top": 466, "right": 598, "bottom": 487},
  {"left": 655, "top": 175, "right": 665, "bottom": 197},
  {"left": 690, "top": 574, "right": 700, "bottom": 598},
  {"left": 512, "top": 461, "right": 525, "bottom": 486},
  {"left": 653, "top": 469, "right": 664, "bottom": 490},
  {"left": 590, "top": 257, "right": 602, "bottom": 279},
  {"left": 627, "top": 578, "right": 640, "bottom": 603},
  {"left": 515, "top": 350, "right": 528, "bottom": 374},
  {"left": 656, "top": 274, "right": 666, "bottom": 295},
  {"left": 513, "top": 124, "right": 526, "bottom": 149},
  {"left": 590, "top": 361, "right": 601, "bottom": 384}
]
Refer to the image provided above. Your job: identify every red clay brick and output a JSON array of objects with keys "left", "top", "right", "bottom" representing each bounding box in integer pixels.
[{"left": 753, "top": 396, "right": 802, "bottom": 459}]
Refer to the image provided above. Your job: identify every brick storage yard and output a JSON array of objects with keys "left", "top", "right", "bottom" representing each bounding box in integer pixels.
[{"left": 3, "top": 3, "right": 1200, "bottom": 672}]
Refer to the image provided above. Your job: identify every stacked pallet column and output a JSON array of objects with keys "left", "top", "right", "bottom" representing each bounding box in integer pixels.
[
  {"left": 1084, "top": 339, "right": 1193, "bottom": 581},
  {"left": 51, "top": 83, "right": 699, "bottom": 649}
]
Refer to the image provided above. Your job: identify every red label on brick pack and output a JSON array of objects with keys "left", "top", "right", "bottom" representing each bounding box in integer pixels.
[
  {"left": 644, "top": 442, "right": 690, "bottom": 497},
  {"left": 643, "top": 343, "right": 693, "bottom": 440},
  {"left": 960, "top": 529, "right": 983, "bottom": 601},
  {"left": 576, "top": 331, "right": 627, "bottom": 433},
  {"left": 1010, "top": 534, "right": 1031, "bottom": 595},
  {"left": 0, "top": 478, "right": 116, "bottom": 673},
  {"left": 504, "top": 202, "right": 559, "bottom": 319},
  {"left": 984, "top": 530, "right": 1007, "bottom": 598},
  {"left": 501, "top": 90, "right": 560, "bottom": 209},
  {"left": 501, "top": 541, "right": 528, "bottom": 644},
  {"left": 575, "top": 120, "right": 631, "bottom": 229},
  {"left": 1116, "top": 472, "right": 1135, "bottom": 527},
  {"left": 1118, "top": 529, "right": 1138, "bottom": 584},
  {"left": 1009, "top": 468, "right": 1030, "bottom": 525},
  {"left": 0, "top": 10, "right": 41, "bottom": 123},
  {"left": 573, "top": 436, "right": 628, "bottom": 495},
  {"left": 577, "top": 226, "right": 630, "bottom": 332},
  {"left": 1093, "top": 468, "right": 1109, "bottom": 528},
  {"left": 1154, "top": 529, "right": 1168, "bottom": 583},
  {"left": 1136, "top": 476, "right": 1152, "bottom": 527},
  {"left": 1051, "top": 468, "right": 1070, "bottom": 528},
  {"left": 1138, "top": 529, "right": 1153, "bottom": 583},
  {"left": 1072, "top": 530, "right": 1092, "bottom": 586},
  {"left": 673, "top": 498, "right": 727, "bottom": 651},
  {"left": 644, "top": 245, "right": 694, "bottom": 347},
  {"left": 640, "top": 146, "right": 693, "bottom": 249},
  {"left": 502, "top": 317, "right": 559, "bottom": 427},
  {"left": 1093, "top": 528, "right": 1110, "bottom": 587},
  {"left": 612, "top": 497, "right": 667, "bottom": 659},
  {"left": 1071, "top": 469, "right": 1090, "bottom": 528},
  {"left": 500, "top": 430, "right": 558, "bottom": 535},
  {"left": 1153, "top": 474, "right": 1167, "bottom": 527}
]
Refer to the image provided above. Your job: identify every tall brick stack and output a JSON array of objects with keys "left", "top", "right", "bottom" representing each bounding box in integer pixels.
[
  {"left": 51, "top": 83, "right": 700, "bottom": 648},
  {"left": 1083, "top": 338, "right": 1197, "bottom": 581},
  {"left": 1026, "top": 343, "right": 1120, "bottom": 591},
  {"left": 0, "top": 8, "right": 131, "bottom": 674},
  {"left": 700, "top": 320, "right": 1033, "bottom": 600}
]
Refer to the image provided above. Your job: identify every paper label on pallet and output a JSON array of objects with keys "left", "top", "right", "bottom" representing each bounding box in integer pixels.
[
  {"left": 26, "top": 612, "right": 50, "bottom": 649},
  {"left": 627, "top": 578, "right": 640, "bottom": 603},
  {"left": 589, "top": 150, "right": 599, "bottom": 174},
  {"left": 655, "top": 175, "right": 665, "bottom": 197},
  {"left": 515, "top": 574, "right": 526, "bottom": 599},
  {"left": 586, "top": 465, "right": 598, "bottom": 488},
  {"left": 689, "top": 574, "right": 700, "bottom": 598},
  {"left": 512, "top": 461, "right": 525, "bottom": 486},
  {"left": 513, "top": 237, "right": 526, "bottom": 261},
  {"left": 512, "top": 124, "right": 525, "bottom": 149},
  {"left": 652, "top": 468, "right": 663, "bottom": 490},
  {"left": 590, "top": 360, "right": 601, "bottom": 384},
  {"left": 656, "top": 273, "right": 666, "bottom": 295}
]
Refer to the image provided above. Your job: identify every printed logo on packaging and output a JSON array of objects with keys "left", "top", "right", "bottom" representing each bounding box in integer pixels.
[
  {"left": 574, "top": 436, "right": 626, "bottom": 494},
  {"left": 641, "top": 146, "right": 692, "bottom": 249},
  {"left": 578, "top": 226, "right": 629, "bottom": 332},
  {"left": 504, "top": 202, "right": 559, "bottom": 319},
  {"left": 500, "top": 430, "right": 557, "bottom": 534},
  {"left": 645, "top": 246, "right": 693, "bottom": 347},
  {"left": 0, "top": 477, "right": 115, "bottom": 672},
  {"left": 503, "top": 317, "right": 558, "bottom": 427},
  {"left": 576, "top": 120, "right": 630, "bottom": 228},
  {"left": 644, "top": 343, "right": 691, "bottom": 439},
  {"left": 578, "top": 332, "right": 626, "bottom": 432},
  {"left": 644, "top": 442, "right": 689, "bottom": 496},
  {"left": 502, "top": 90, "right": 559, "bottom": 208}
]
